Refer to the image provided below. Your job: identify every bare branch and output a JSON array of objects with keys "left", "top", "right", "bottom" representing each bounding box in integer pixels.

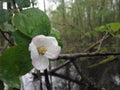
[
  {"left": 57, "top": 52, "right": 120, "bottom": 60},
  {"left": 84, "top": 34, "right": 109, "bottom": 52},
  {"left": 88, "top": 56, "right": 117, "bottom": 68},
  {"left": 44, "top": 69, "right": 51, "bottom": 90},
  {"left": 50, "top": 72, "right": 81, "bottom": 85},
  {"left": 0, "top": 29, "right": 14, "bottom": 46},
  {"left": 49, "top": 60, "right": 70, "bottom": 73},
  {"left": 94, "top": 32, "right": 108, "bottom": 53}
]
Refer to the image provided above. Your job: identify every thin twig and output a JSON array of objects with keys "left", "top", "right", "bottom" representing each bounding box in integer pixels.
[
  {"left": 40, "top": 73, "right": 43, "bottom": 90},
  {"left": 70, "top": 59, "right": 82, "bottom": 77},
  {"left": 88, "top": 56, "right": 117, "bottom": 68},
  {"left": 94, "top": 32, "right": 108, "bottom": 53},
  {"left": 33, "top": 72, "right": 83, "bottom": 87},
  {"left": 49, "top": 60, "right": 70, "bottom": 73},
  {"left": 49, "top": 72, "right": 82, "bottom": 85},
  {"left": 36, "top": 70, "right": 43, "bottom": 90},
  {"left": 0, "top": 30, "right": 14, "bottom": 46},
  {"left": 71, "top": 59, "right": 99, "bottom": 89},
  {"left": 44, "top": 69, "right": 51, "bottom": 90},
  {"left": 84, "top": 34, "right": 109, "bottom": 52}
]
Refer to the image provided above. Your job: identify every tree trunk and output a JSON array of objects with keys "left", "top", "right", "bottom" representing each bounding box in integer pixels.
[
  {"left": 61, "top": 0, "right": 66, "bottom": 24},
  {"left": 43, "top": 0, "right": 46, "bottom": 13}
]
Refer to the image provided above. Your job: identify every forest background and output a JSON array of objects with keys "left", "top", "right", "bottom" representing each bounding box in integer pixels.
[{"left": 0, "top": 0, "right": 120, "bottom": 90}]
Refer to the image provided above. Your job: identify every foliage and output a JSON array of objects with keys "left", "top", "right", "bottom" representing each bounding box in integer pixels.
[
  {"left": 0, "top": 0, "right": 62, "bottom": 88},
  {"left": 0, "top": 9, "right": 10, "bottom": 25},
  {"left": 0, "top": 45, "right": 33, "bottom": 88},
  {"left": 0, "top": 0, "right": 120, "bottom": 89},
  {"left": 50, "top": 28, "right": 63, "bottom": 47},
  {"left": 0, "top": 0, "right": 9, "bottom": 2},
  {"left": 95, "top": 23, "right": 120, "bottom": 33},
  {"left": 15, "top": 0, "right": 30, "bottom": 8},
  {"left": 95, "top": 22, "right": 120, "bottom": 38},
  {"left": 48, "top": 0, "right": 120, "bottom": 89},
  {"left": 12, "top": 30, "right": 31, "bottom": 46},
  {"left": 50, "top": 0, "right": 120, "bottom": 53},
  {"left": 13, "top": 8, "right": 51, "bottom": 37}
]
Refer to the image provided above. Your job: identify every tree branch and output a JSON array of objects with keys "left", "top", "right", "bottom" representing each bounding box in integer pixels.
[
  {"left": 49, "top": 72, "right": 82, "bottom": 85},
  {"left": 0, "top": 29, "right": 14, "bottom": 46},
  {"left": 49, "top": 60, "right": 70, "bottom": 73},
  {"left": 57, "top": 52, "right": 120, "bottom": 60},
  {"left": 94, "top": 32, "right": 108, "bottom": 53},
  {"left": 49, "top": 52, "right": 120, "bottom": 75},
  {"left": 88, "top": 56, "right": 117, "bottom": 68},
  {"left": 36, "top": 72, "right": 83, "bottom": 86},
  {"left": 44, "top": 69, "right": 51, "bottom": 90},
  {"left": 71, "top": 59, "right": 100, "bottom": 90},
  {"left": 84, "top": 34, "right": 109, "bottom": 52}
]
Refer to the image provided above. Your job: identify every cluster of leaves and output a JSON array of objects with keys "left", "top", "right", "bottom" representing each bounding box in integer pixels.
[
  {"left": 50, "top": 0, "right": 120, "bottom": 54},
  {"left": 0, "top": 0, "right": 61, "bottom": 88},
  {"left": 95, "top": 22, "right": 120, "bottom": 38}
]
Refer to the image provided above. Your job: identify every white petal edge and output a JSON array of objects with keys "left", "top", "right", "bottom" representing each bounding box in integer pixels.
[
  {"left": 32, "top": 55, "right": 49, "bottom": 71},
  {"left": 45, "top": 45, "right": 61, "bottom": 59},
  {"left": 32, "top": 35, "right": 48, "bottom": 48},
  {"left": 32, "top": 35, "right": 59, "bottom": 48},
  {"left": 45, "top": 36, "right": 58, "bottom": 46},
  {"left": 29, "top": 42, "right": 39, "bottom": 60}
]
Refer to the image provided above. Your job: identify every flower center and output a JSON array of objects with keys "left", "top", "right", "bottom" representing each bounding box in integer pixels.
[{"left": 38, "top": 46, "right": 47, "bottom": 55}]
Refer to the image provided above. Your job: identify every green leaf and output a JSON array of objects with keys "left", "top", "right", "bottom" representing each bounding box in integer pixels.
[
  {"left": 95, "top": 25, "right": 106, "bottom": 32},
  {"left": 0, "top": 9, "right": 10, "bottom": 25},
  {"left": 116, "top": 34, "right": 120, "bottom": 38},
  {"left": 100, "top": 47, "right": 107, "bottom": 53},
  {"left": 12, "top": 30, "right": 32, "bottom": 46},
  {"left": 13, "top": 8, "right": 51, "bottom": 37},
  {"left": 0, "top": 45, "right": 33, "bottom": 88},
  {"left": 95, "top": 22, "right": 120, "bottom": 33},
  {"left": 3, "top": 23, "right": 15, "bottom": 32},
  {"left": 108, "top": 23, "right": 120, "bottom": 32},
  {"left": 101, "top": 87, "right": 107, "bottom": 90},
  {"left": 15, "top": 0, "right": 30, "bottom": 8},
  {"left": 0, "top": 0, "right": 10, "bottom": 2},
  {"left": 50, "top": 28, "right": 62, "bottom": 47}
]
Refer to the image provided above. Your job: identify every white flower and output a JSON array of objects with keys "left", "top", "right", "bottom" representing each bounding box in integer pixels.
[{"left": 29, "top": 35, "right": 61, "bottom": 71}]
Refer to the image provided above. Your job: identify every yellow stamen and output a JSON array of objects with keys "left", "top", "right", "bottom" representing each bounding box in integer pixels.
[{"left": 38, "top": 46, "right": 47, "bottom": 55}]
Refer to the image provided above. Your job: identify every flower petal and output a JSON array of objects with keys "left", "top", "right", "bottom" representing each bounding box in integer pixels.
[
  {"left": 29, "top": 35, "right": 61, "bottom": 70},
  {"left": 45, "top": 36, "right": 58, "bottom": 46},
  {"left": 29, "top": 42, "right": 39, "bottom": 60},
  {"left": 45, "top": 45, "right": 61, "bottom": 59},
  {"left": 32, "top": 55, "right": 49, "bottom": 71},
  {"left": 32, "top": 35, "right": 49, "bottom": 48},
  {"left": 32, "top": 35, "right": 58, "bottom": 48}
]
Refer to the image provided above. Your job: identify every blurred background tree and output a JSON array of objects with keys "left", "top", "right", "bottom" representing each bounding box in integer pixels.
[
  {"left": 0, "top": 0, "right": 120, "bottom": 90},
  {"left": 48, "top": 0, "right": 120, "bottom": 90}
]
